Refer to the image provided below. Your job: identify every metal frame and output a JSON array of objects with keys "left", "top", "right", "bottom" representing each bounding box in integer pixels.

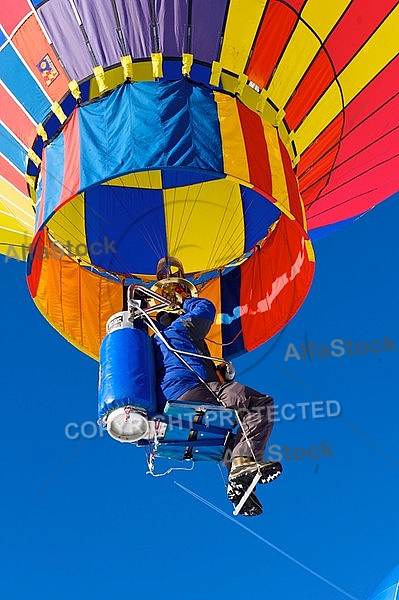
[{"left": 127, "top": 283, "right": 228, "bottom": 367}]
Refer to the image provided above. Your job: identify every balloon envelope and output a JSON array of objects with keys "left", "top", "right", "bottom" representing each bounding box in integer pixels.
[{"left": 1, "top": 1, "right": 398, "bottom": 356}]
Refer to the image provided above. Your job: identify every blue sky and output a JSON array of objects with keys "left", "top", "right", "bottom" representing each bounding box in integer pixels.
[{"left": 0, "top": 193, "right": 398, "bottom": 600}]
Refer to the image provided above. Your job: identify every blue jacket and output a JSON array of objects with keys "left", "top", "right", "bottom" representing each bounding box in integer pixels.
[{"left": 153, "top": 297, "right": 219, "bottom": 406}]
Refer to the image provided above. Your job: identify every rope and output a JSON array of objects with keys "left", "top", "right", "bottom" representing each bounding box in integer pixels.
[
  {"left": 217, "top": 462, "right": 228, "bottom": 488},
  {"left": 145, "top": 422, "right": 195, "bottom": 477},
  {"left": 146, "top": 461, "right": 195, "bottom": 478},
  {"left": 135, "top": 304, "right": 262, "bottom": 470}
]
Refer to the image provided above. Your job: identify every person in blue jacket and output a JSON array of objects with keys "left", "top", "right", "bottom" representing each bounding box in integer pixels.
[{"left": 153, "top": 293, "right": 282, "bottom": 517}]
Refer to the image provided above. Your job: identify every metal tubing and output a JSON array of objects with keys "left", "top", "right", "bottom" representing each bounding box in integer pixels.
[{"left": 128, "top": 285, "right": 227, "bottom": 364}]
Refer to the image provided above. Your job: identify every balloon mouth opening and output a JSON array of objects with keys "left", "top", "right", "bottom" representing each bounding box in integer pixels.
[
  {"left": 27, "top": 80, "right": 315, "bottom": 360},
  {"left": 37, "top": 167, "right": 282, "bottom": 281}
]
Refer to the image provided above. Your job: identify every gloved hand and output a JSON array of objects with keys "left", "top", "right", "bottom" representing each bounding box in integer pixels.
[
  {"left": 216, "top": 361, "right": 236, "bottom": 382},
  {"left": 157, "top": 311, "right": 180, "bottom": 327}
]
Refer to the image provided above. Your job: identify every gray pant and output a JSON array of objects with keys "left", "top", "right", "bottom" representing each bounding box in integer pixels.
[{"left": 177, "top": 381, "right": 274, "bottom": 463}]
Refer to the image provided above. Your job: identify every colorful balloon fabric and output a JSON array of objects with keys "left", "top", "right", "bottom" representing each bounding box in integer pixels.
[{"left": 0, "top": 1, "right": 398, "bottom": 358}]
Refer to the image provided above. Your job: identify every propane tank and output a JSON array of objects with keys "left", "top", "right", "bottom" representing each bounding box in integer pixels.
[{"left": 98, "top": 311, "right": 157, "bottom": 443}]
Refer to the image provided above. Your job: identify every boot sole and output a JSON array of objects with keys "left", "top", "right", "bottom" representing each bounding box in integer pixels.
[
  {"left": 227, "top": 480, "right": 263, "bottom": 517},
  {"left": 230, "top": 461, "right": 283, "bottom": 486}
]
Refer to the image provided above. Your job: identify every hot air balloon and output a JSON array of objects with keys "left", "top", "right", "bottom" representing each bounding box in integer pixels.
[{"left": 1, "top": 1, "right": 398, "bottom": 468}]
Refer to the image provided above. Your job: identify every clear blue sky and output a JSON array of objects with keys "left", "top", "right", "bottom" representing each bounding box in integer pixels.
[{"left": 1, "top": 193, "right": 398, "bottom": 600}]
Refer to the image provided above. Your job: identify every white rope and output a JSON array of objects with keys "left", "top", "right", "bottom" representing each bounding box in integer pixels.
[
  {"left": 217, "top": 462, "right": 228, "bottom": 488},
  {"left": 145, "top": 417, "right": 195, "bottom": 477},
  {"left": 228, "top": 404, "right": 259, "bottom": 466},
  {"left": 135, "top": 304, "right": 263, "bottom": 474},
  {"left": 146, "top": 463, "right": 195, "bottom": 477},
  {"left": 232, "top": 472, "right": 261, "bottom": 516}
]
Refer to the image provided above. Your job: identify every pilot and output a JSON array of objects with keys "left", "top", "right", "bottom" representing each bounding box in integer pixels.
[{"left": 153, "top": 257, "right": 282, "bottom": 517}]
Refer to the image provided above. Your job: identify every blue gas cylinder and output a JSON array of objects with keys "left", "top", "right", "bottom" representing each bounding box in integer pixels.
[{"left": 98, "top": 315, "right": 157, "bottom": 426}]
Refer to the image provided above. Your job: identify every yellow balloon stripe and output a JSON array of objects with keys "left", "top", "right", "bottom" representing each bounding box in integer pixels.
[
  {"left": 295, "top": 5, "right": 399, "bottom": 155},
  {"left": 93, "top": 66, "right": 109, "bottom": 94},
  {"left": 219, "top": 0, "right": 267, "bottom": 76},
  {"left": 0, "top": 178, "right": 35, "bottom": 229},
  {"left": 49, "top": 192, "right": 90, "bottom": 262},
  {"left": 302, "top": 0, "right": 351, "bottom": 41},
  {"left": 103, "top": 171, "right": 162, "bottom": 189},
  {"left": 88, "top": 62, "right": 155, "bottom": 99},
  {"left": 339, "top": 3, "right": 399, "bottom": 105},
  {"left": 262, "top": 122, "right": 290, "bottom": 213},
  {"left": 163, "top": 179, "right": 245, "bottom": 273},
  {"left": 215, "top": 92, "right": 250, "bottom": 183},
  {"left": 0, "top": 178, "right": 34, "bottom": 257},
  {"left": 0, "top": 227, "right": 33, "bottom": 260},
  {"left": 0, "top": 211, "right": 30, "bottom": 234},
  {"left": 266, "top": 20, "right": 320, "bottom": 109},
  {"left": 295, "top": 81, "right": 342, "bottom": 156},
  {"left": 89, "top": 67, "right": 124, "bottom": 99}
]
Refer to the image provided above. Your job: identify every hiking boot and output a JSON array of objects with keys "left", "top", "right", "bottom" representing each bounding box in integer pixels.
[
  {"left": 229, "top": 457, "right": 283, "bottom": 486},
  {"left": 227, "top": 480, "right": 263, "bottom": 517}
]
